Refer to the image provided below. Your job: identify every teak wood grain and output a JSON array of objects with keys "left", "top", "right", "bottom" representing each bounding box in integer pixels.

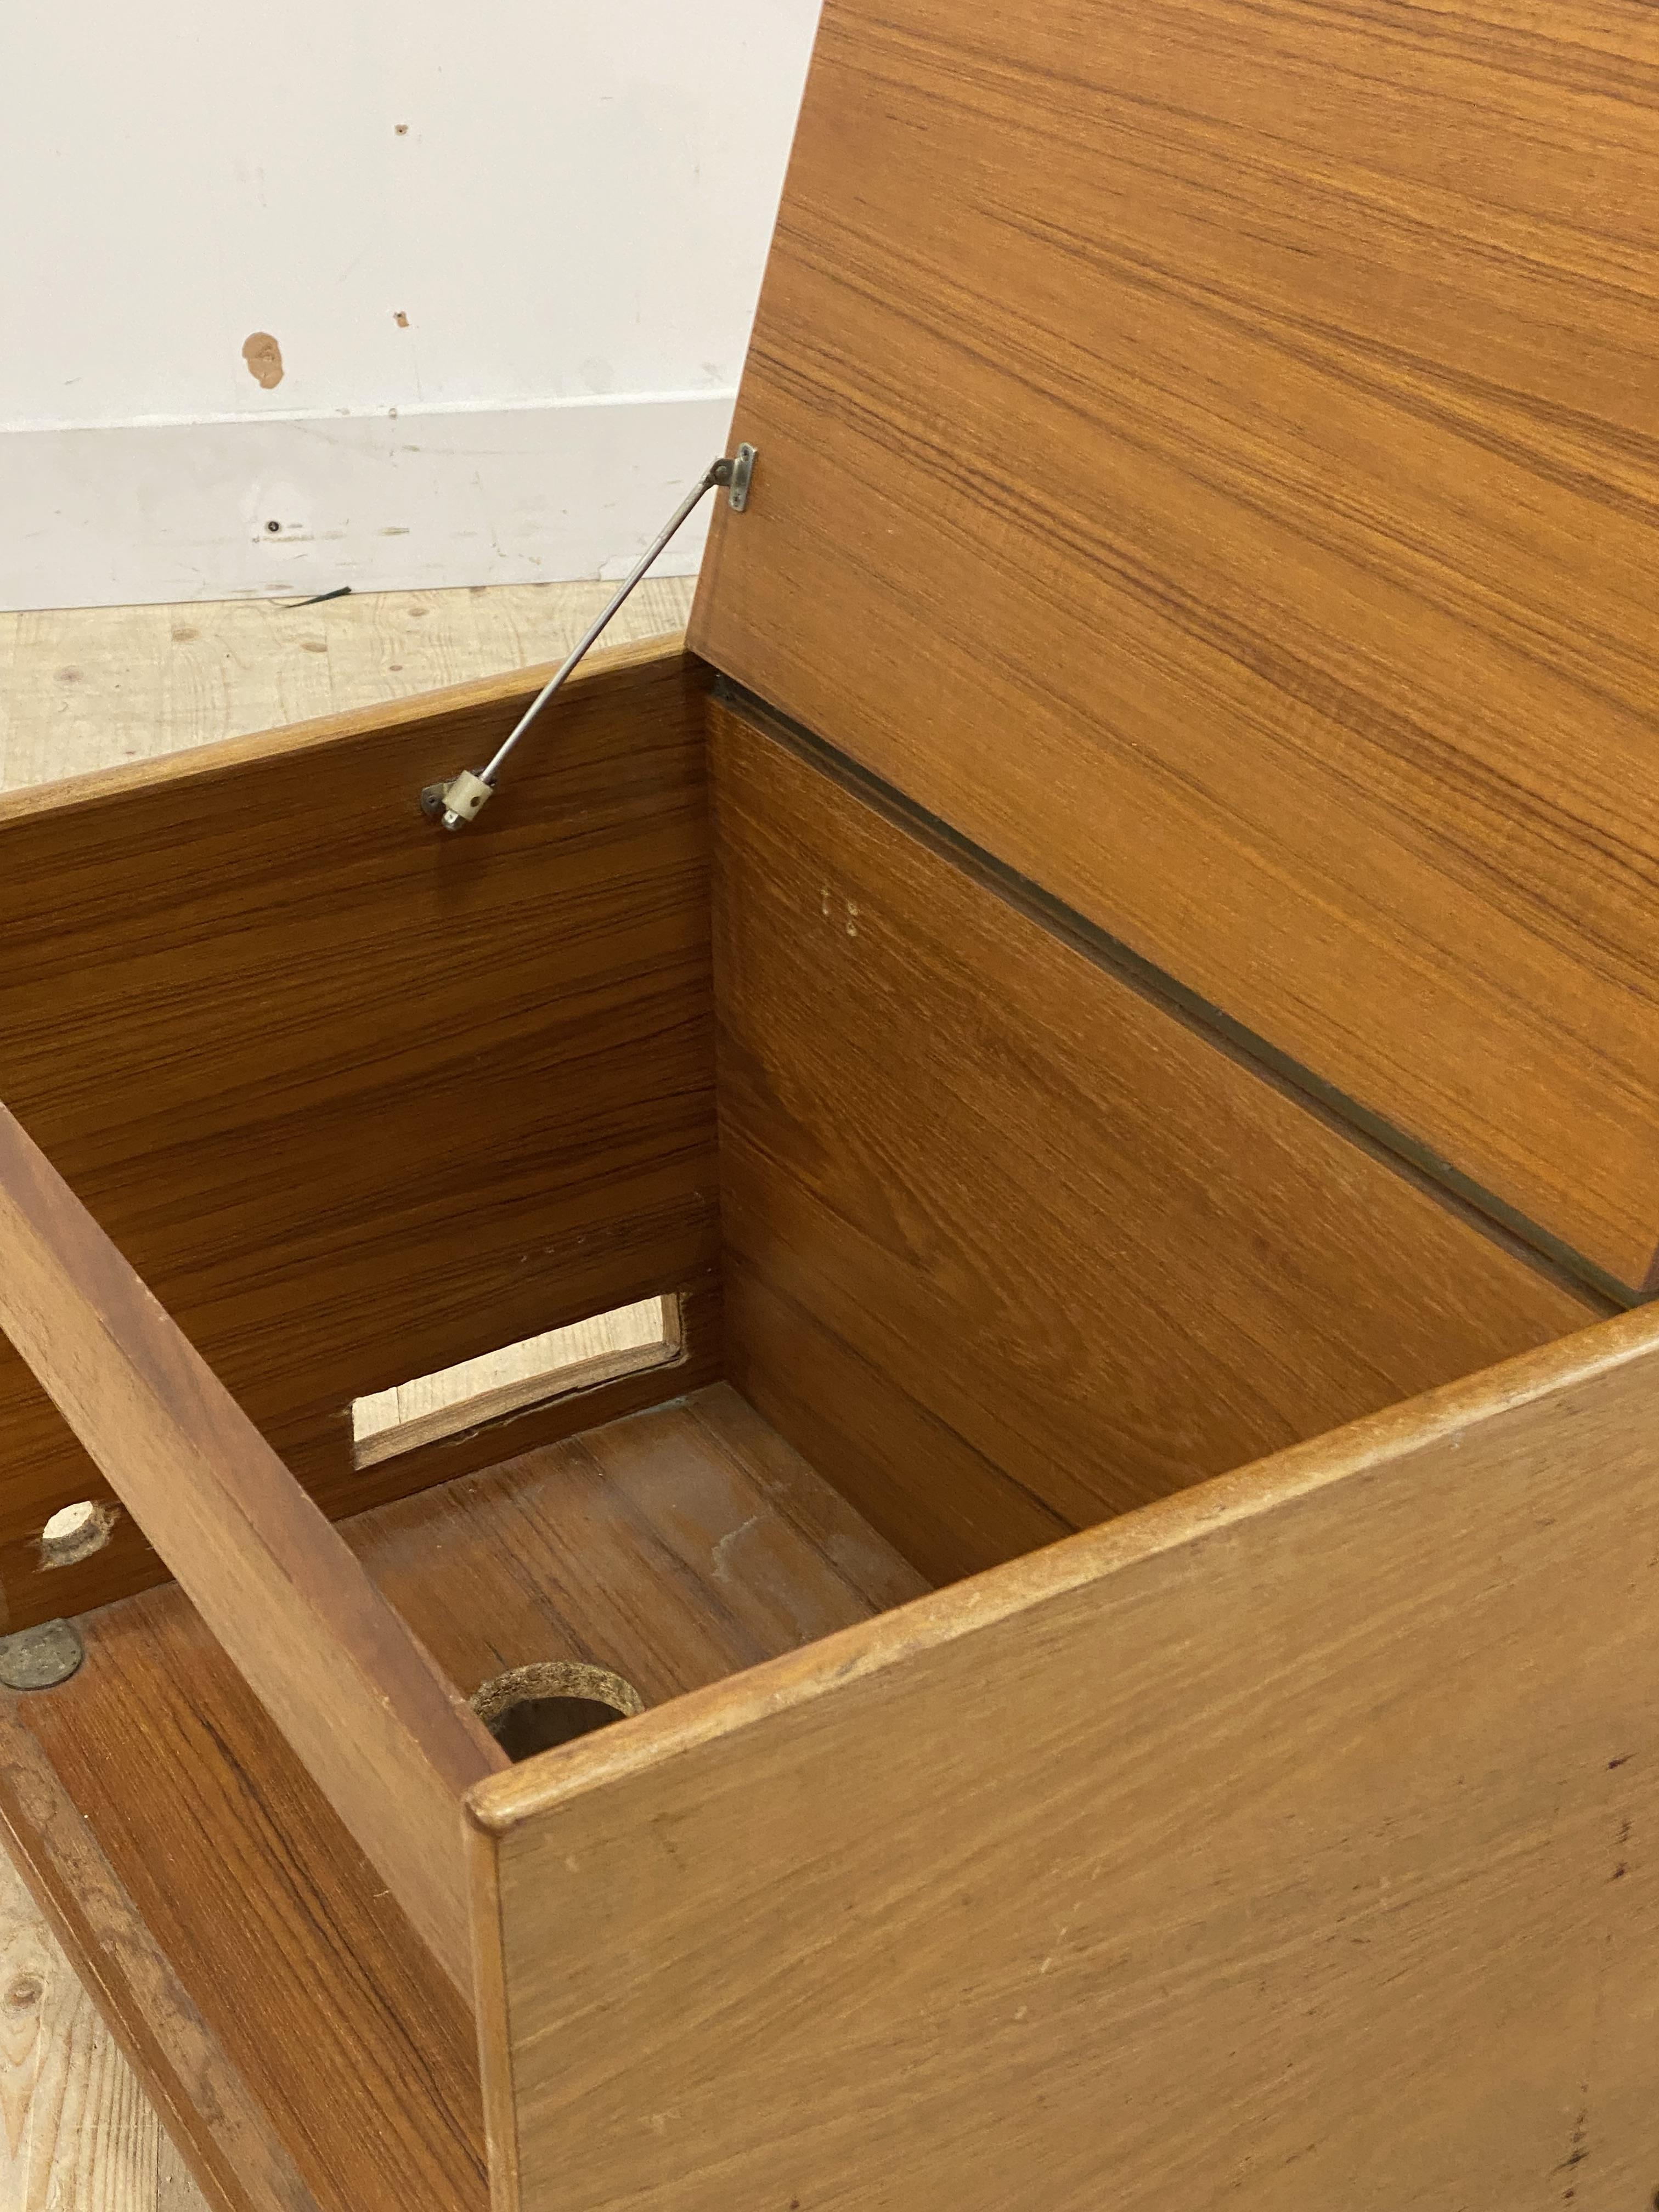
[
  {"left": 709, "top": 697, "right": 1603, "bottom": 1586},
  {"left": 0, "top": 1387, "right": 922, "bottom": 2212},
  {"left": 0, "top": 1101, "right": 505, "bottom": 1994},
  {"left": 470, "top": 1301, "right": 1659, "bottom": 2212},
  {"left": 692, "top": 0, "right": 1659, "bottom": 1295},
  {"left": 0, "top": 633, "right": 718, "bottom": 1632}
]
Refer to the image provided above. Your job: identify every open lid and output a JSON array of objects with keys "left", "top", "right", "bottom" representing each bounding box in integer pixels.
[{"left": 691, "top": 0, "right": 1659, "bottom": 1300}]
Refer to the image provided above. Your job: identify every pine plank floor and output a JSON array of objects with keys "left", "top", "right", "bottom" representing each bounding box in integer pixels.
[{"left": 0, "top": 575, "right": 693, "bottom": 787}]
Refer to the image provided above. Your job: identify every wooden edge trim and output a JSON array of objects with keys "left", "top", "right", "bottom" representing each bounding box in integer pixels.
[
  {"left": 0, "top": 1708, "right": 319, "bottom": 2212},
  {"left": 466, "top": 1299, "right": 1659, "bottom": 1836},
  {"left": 0, "top": 631, "right": 697, "bottom": 824},
  {"left": 465, "top": 1820, "right": 522, "bottom": 2212}
]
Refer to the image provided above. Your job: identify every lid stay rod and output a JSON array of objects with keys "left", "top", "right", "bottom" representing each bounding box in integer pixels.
[{"left": 420, "top": 443, "right": 757, "bottom": 831}]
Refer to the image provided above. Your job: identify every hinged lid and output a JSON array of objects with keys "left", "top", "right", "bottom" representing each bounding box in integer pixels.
[{"left": 691, "top": 0, "right": 1659, "bottom": 1299}]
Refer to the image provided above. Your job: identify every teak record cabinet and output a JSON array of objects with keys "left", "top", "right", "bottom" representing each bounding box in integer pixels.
[{"left": 3, "top": 3, "right": 1659, "bottom": 2209}]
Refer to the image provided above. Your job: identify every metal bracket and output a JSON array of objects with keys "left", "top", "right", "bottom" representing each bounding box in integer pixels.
[
  {"left": 421, "top": 444, "right": 758, "bottom": 831},
  {"left": 420, "top": 769, "right": 490, "bottom": 825},
  {"left": 718, "top": 442, "right": 758, "bottom": 512}
]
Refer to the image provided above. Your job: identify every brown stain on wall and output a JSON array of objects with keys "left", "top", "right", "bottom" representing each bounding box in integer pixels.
[{"left": 241, "top": 332, "right": 285, "bottom": 390}]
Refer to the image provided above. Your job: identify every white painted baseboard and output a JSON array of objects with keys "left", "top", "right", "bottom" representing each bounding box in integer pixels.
[{"left": 0, "top": 391, "right": 736, "bottom": 613}]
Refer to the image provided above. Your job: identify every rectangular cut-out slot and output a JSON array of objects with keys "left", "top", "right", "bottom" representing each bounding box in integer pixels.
[{"left": 351, "top": 1295, "right": 682, "bottom": 1469}]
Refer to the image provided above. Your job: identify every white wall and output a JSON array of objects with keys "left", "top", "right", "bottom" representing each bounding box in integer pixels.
[{"left": 0, "top": 1, "right": 819, "bottom": 610}]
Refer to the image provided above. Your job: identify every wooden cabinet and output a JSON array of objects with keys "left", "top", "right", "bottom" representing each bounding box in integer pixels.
[{"left": 4, "top": 2, "right": 1658, "bottom": 2207}]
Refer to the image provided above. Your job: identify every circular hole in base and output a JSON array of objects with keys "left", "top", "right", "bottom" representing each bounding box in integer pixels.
[
  {"left": 39, "top": 1501, "right": 119, "bottom": 1568},
  {"left": 470, "top": 1661, "right": 644, "bottom": 1764}
]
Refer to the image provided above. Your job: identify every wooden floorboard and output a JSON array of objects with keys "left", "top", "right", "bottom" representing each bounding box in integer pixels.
[
  {"left": 0, "top": 577, "right": 693, "bottom": 789},
  {"left": 0, "top": 576, "right": 693, "bottom": 2212},
  {"left": 0, "top": 1386, "right": 924, "bottom": 2212},
  {"left": 0, "top": 1848, "right": 207, "bottom": 2212}
]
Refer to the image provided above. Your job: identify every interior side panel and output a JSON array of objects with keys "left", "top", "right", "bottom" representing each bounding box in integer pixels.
[
  {"left": 708, "top": 692, "right": 1601, "bottom": 1584},
  {"left": 0, "top": 636, "right": 717, "bottom": 1626}
]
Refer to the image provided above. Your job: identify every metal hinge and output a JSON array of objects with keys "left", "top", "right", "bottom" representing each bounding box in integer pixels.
[{"left": 420, "top": 443, "right": 757, "bottom": 831}]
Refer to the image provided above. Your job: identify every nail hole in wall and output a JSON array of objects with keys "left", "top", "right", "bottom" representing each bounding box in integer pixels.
[
  {"left": 350, "top": 1294, "right": 683, "bottom": 1468},
  {"left": 471, "top": 1661, "right": 645, "bottom": 1763},
  {"left": 241, "top": 332, "right": 285, "bottom": 390},
  {"left": 39, "top": 1500, "right": 119, "bottom": 1568}
]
